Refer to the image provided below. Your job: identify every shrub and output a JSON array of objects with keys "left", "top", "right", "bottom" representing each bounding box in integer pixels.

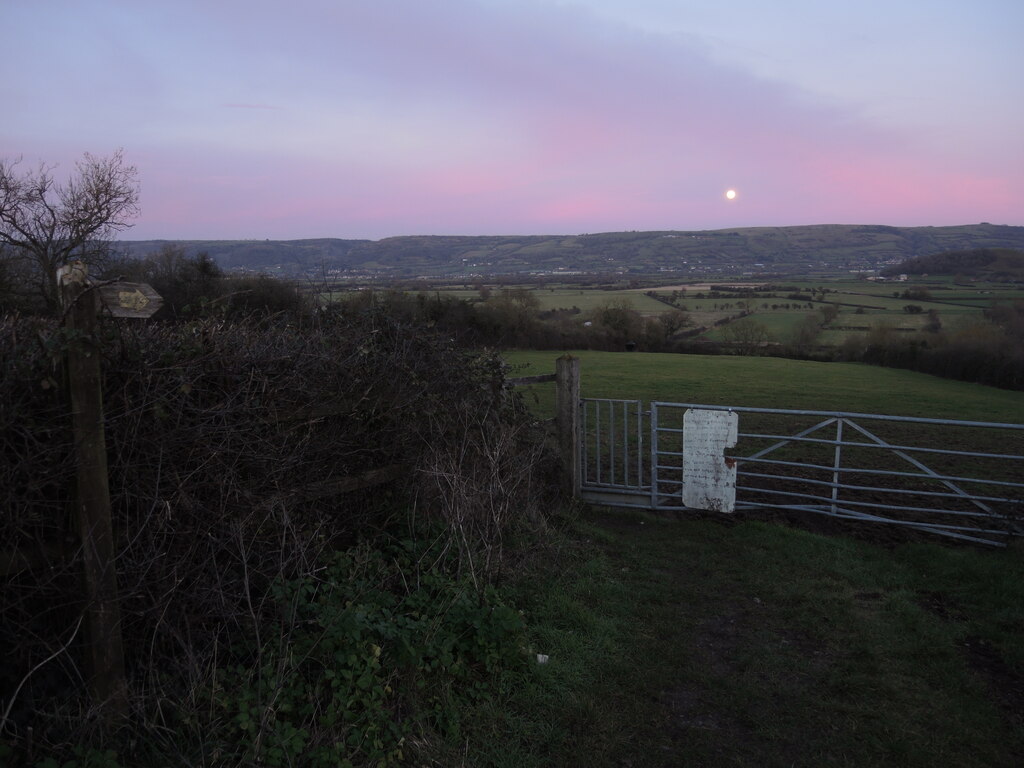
[
  {"left": 202, "top": 541, "right": 528, "bottom": 767},
  {"left": 0, "top": 308, "right": 555, "bottom": 764},
  {"left": 108, "top": 247, "right": 309, "bottom": 319}
]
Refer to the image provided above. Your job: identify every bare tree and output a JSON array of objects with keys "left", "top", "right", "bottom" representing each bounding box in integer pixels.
[
  {"left": 721, "top": 317, "right": 771, "bottom": 355},
  {"left": 0, "top": 150, "right": 140, "bottom": 313},
  {"left": 660, "top": 308, "right": 690, "bottom": 339},
  {"left": 790, "top": 312, "right": 823, "bottom": 352}
]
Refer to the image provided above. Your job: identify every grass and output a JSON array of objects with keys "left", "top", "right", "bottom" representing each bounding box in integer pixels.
[
  {"left": 458, "top": 509, "right": 1024, "bottom": 767},
  {"left": 504, "top": 349, "right": 1024, "bottom": 423},
  {"left": 409, "top": 278, "right": 1021, "bottom": 348},
  {"left": 467, "top": 349, "right": 1023, "bottom": 764},
  {"left": 532, "top": 289, "right": 669, "bottom": 314},
  {"left": 432, "top": 288, "right": 670, "bottom": 314},
  {"left": 701, "top": 310, "right": 807, "bottom": 341}
]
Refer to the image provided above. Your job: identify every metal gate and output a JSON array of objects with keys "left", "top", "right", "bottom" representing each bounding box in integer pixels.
[{"left": 579, "top": 398, "right": 1024, "bottom": 547}]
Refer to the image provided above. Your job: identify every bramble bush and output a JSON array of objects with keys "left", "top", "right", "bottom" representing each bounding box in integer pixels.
[
  {"left": 202, "top": 540, "right": 528, "bottom": 767},
  {"left": 0, "top": 304, "right": 556, "bottom": 766}
]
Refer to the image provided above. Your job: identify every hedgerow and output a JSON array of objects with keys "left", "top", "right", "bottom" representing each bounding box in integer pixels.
[{"left": 0, "top": 305, "right": 557, "bottom": 765}]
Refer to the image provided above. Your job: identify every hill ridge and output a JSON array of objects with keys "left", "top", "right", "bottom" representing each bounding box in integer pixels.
[{"left": 122, "top": 223, "right": 1024, "bottom": 279}]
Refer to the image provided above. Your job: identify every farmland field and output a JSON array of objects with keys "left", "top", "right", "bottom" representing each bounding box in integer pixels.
[
  {"left": 504, "top": 349, "right": 1024, "bottom": 422},
  {"left": 434, "top": 287, "right": 671, "bottom": 314},
  {"left": 507, "top": 349, "right": 1023, "bottom": 548},
  {"left": 425, "top": 276, "right": 1022, "bottom": 347},
  {"left": 477, "top": 508, "right": 1024, "bottom": 767},
  {"left": 531, "top": 288, "right": 668, "bottom": 313},
  {"left": 483, "top": 349, "right": 1024, "bottom": 767}
]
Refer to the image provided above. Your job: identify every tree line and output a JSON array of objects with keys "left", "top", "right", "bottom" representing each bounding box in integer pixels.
[
  {"left": 1, "top": 152, "right": 561, "bottom": 765},
  {"left": 3, "top": 150, "right": 1020, "bottom": 392}
]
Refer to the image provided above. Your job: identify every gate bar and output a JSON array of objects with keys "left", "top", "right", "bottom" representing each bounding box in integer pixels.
[
  {"left": 743, "top": 434, "right": 1022, "bottom": 462},
  {"left": 649, "top": 403, "right": 659, "bottom": 508},
  {"left": 736, "top": 457, "right": 1024, "bottom": 489},
  {"left": 740, "top": 472, "right": 1020, "bottom": 507},
  {"left": 736, "top": 485, "right": 1017, "bottom": 519},
  {"left": 652, "top": 402, "right": 1024, "bottom": 431}
]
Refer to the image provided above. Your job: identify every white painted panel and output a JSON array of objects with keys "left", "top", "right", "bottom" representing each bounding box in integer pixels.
[{"left": 682, "top": 409, "right": 739, "bottom": 513}]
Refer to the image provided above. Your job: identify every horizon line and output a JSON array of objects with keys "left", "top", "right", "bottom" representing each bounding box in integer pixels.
[{"left": 119, "top": 221, "right": 1019, "bottom": 243}]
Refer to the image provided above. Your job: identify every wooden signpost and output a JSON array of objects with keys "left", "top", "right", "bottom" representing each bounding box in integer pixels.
[
  {"left": 96, "top": 281, "right": 163, "bottom": 319},
  {"left": 509, "top": 356, "right": 581, "bottom": 497},
  {"left": 57, "top": 262, "right": 162, "bottom": 718},
  {"left": 555, "top": 355, "right": 581, "bottom": 497}
]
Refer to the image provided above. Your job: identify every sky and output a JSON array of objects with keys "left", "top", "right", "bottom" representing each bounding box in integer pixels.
[{"left": 3, "top": 0, "right": 1022, "bottom": 240}]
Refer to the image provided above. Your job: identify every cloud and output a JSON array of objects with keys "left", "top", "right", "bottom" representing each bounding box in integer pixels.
[
  {"left": 223, "top": 103, "right": 284, "bottom": 111},
  {"left": 6, "top": 0, "right": 1018, "bottom": 238}
]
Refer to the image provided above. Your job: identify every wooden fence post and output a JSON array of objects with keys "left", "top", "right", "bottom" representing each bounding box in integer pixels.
[
  {"left": 58, "top": 262, "right": 128, "bottom": 718},
  {"left": 555, "top": 354, "right": 581, "bottom": 497}
]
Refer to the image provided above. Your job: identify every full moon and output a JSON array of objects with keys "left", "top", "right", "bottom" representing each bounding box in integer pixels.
[{"left": 725, "top": 189, "right": 737, "bottom": 200}]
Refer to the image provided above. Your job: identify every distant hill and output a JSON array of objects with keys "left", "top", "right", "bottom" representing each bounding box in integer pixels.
[
  {"left": 881, "top": 248, "right": 1024, "bottom": 281},
  {"left": 121, "top": 237, "right": 373, "bottom": 273},
  {"left": 122, "top": 223, "right": 1024, "bottom": 279}
]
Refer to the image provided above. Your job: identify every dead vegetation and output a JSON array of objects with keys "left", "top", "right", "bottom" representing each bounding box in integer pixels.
[{"left": 0, "top": 305, "right": 557, "bottom": 762}]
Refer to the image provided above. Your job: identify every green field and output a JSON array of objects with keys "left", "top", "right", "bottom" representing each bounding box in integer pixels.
[
  {"left": 505, "top": 350, "right": 1024, "bottom": 422},
  {"left": 429, "top": 277, "right": 1022, "bottom": 346},
  {"left": 474, "top": 350, "right": 1024, "bottom": 766},
  {"left": 532, "top": 288, "right": 669, "bottom": 314},
  {"left": 656, "top": 280, "right": 1014, "bottom": 343},
  {"left": 466, "top": 510, "right": 1024, "bottom": 766},
  {"left": 435, "top": 287, "right": 671, "bottom": 314}
]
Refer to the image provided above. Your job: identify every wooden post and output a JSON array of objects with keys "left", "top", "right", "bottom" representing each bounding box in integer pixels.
[
  {"left": 58, "top": 262, "right": 128, "bottom": 718},
  {"left": 555, "top": 354, "right": 581, "bottom": 497}
]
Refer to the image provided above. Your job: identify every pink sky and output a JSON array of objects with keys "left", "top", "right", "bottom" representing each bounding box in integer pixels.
[{"left": 2, "top": 0, "right": 1021, "bottom": 240}]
